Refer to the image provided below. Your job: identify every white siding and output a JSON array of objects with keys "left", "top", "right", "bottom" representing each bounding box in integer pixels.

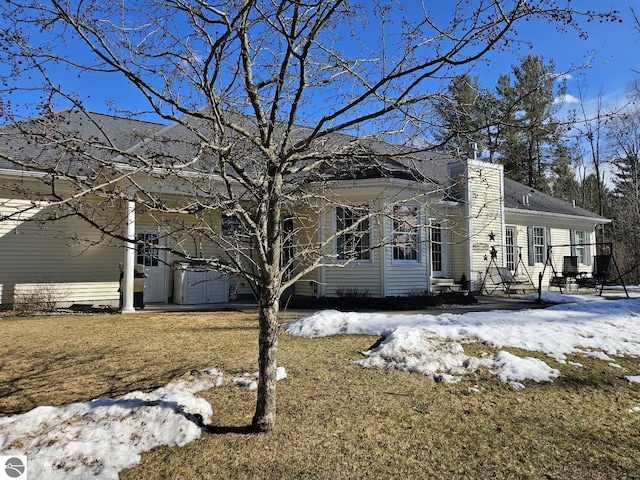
[
  {"left": 385, "top": 267, "right": 429, "bottom": 296},
  {"left": 13, "top": 282, "right": 120, "bottom": 307},
  {"left": 0, "top": 199, "right": 123, "bottom": 306},
  {"left": 449, "top": 208, "right": 469, "bottom": 281},
  {"left": 467, "top": 160, "right": 504, "bottom": 286},
  {"left": 505, "top": 211, "right": 598, "bottom": 290},
  {"left": 324, "top": 263, "right": 383, "bottom": 297},
  {"left": 314, "top": 190, "right": 386, "bottom": 297}
]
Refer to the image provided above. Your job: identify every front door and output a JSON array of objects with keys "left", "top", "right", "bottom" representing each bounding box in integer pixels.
[{"left": 136, "top": 231, "right": 168, "bottom": 303}]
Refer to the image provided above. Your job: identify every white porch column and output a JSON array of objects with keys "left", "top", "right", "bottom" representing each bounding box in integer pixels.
[{"left": 121, "top": 200, "right": 136, "bottom": 313}]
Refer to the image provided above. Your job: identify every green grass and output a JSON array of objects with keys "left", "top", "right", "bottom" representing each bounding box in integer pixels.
[{"left": 1, "top": 311, "right": 640, "bottom": 479}]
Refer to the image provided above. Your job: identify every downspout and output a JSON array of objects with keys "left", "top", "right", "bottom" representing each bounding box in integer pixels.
[
  {"left": 317, "top": 200, "right": 326, "bottom": 298},
  {"left": 426, "top": 218, "right": 433, "bottom": 293},
  {"left": 499, "top": 167, "right": 506, "bottom": 269},
  {"left": 121, "top": 199, "right": 136, "bottom": 313},
  {"left": 380, "top": 198, "right": 387, "bottom": 297},
  {"left": 465, "top": 163, "right": 474, "bottom": 291}
]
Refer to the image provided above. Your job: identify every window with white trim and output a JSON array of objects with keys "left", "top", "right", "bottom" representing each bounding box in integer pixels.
[
  {"left": 431, "top": 221, "right": 443, "bottom": 274},
  {"left": 527, "top": 226, "right": 550, "bottom": 266},
  {"left": 505, "top": 226, "right": 516, "bottom": 271},
  {"left": 574, "top": 230, "right": 585, "bottom": 264},
  {"left": 533, "top": 226, "right": 545, "bottom": 264},
  {"left": 282, "top": 216, "right": 295, "bottom": 281},
  {"left": 570, "top": 229, "right": 591, "bottom": 266},
  {"left": 392, "top": 204, "right": 420, "bottom": 262},
  {"left": 336, "top": 206, "right": 371, "bottom": 261},
  {"left": 137, "top": 232, "right": 159, "bottom": 267}
]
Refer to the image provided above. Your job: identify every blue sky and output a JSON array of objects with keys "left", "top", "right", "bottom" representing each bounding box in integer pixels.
[
  {"left": 468, "top": 1, "right": 639, "bottom": 115},
  {"left": 3, "top": 2, "right": 638, "bottom": 125}
]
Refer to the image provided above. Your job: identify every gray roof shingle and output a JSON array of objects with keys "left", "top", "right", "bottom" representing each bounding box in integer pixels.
[
  {"left": 503, "top": 177, "right": 608, "bottom": 222},
  {"left": 0, "top": 109, "right": 607, "bottom": 223},
  {"left": 0, "top": 110, "right": 165, "bottom": 174}
]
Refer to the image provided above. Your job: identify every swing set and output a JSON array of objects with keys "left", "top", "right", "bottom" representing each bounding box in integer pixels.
[
  {"left": 480, "top": 245, "right": 536, "bottom": 297},
  {"left": 541, "top": 242, "right": 629, "bottom": 299}
]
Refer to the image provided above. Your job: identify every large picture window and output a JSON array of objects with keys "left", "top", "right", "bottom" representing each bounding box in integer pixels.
[
  {"left": 392, "top": 204, "right": 420, "bottom": 262},
  {"left": 336, "top": 206, "right": 371, "bottom": 261}
]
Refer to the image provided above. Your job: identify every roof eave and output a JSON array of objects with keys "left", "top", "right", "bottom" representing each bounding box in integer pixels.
[{"left": 505, "top": 207, "right": 611, "bottom": 224}]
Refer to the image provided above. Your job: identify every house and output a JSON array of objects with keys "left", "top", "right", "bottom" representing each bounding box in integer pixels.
[{"left": 0, "top": 110, "right": 610, "bottom": 310}]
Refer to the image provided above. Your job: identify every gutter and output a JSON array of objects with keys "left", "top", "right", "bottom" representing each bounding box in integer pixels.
[{"left": 504, "top": 207, "right": 611, "bottom": 224}]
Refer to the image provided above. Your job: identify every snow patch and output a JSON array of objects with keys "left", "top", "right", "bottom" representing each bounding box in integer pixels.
[
  {"left": 285, "top": 296, "right": 640, "bottom": 387},
  {"left": 0, "top": 366, "right": 287, "bottom": 479}
]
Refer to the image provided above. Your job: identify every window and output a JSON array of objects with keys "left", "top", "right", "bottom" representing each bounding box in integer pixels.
[
  {"left": 571, "top": 230, "right": 591, "bottom": 265},
  {"left": 574, "top": 230, "right": 585, "bottom": 264},
  {"left": 222, "top": 214, "right": 250, "bottom": 241},
  {"left": 431, "top": 221, "right": 443, "bottom": 274},
  {"left": 282, "top": 217, "right": 295, "bottom": 281},
  {"left": 527, "top": 226, "right": 549, "bottom": 266},
  {"left": 533, "top": 226, "right": 545, "bottom": 264},
  {"left": 336, "top": 206, "right": 371, "bottom": 261},
  {"left": 137, "top": 233, "right": 159, "bottom": 267},
  {"left": 505, "top": 226, "right": 516, "bottom": 271},
  {"left": 392, "top": 204, "right": 420, "bottom": 262}
]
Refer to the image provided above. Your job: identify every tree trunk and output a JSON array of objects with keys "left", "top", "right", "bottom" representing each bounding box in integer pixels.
[{"left": 252, "top": 286, "right": 280, "bottom": 432}]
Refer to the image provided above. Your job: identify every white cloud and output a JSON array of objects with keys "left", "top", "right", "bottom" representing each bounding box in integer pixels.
[
  {"left": 554, "top": 73, "right": 573, "bottom": 82},
  {"left": 554, "top": 93, "right": 580, "bottom": 105}
]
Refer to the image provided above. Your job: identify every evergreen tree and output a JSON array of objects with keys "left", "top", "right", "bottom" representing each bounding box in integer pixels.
[
  {"left": 549, "top": 141, "right": 581, "bottom": 202},
  {"left": 434, "top": 74, "right": 499, "bottom": 161},
  {"left": 579, "top": 173, "right": 608, "bottom": 216},
  {"left": 437, "top": 55, "right": 574, "bottom": 195},
  {"left": 496, "top": 55, "right": 567, "bottom": 192}
]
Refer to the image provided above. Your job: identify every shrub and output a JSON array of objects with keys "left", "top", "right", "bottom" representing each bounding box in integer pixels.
[
  {"left": 286, "top": 291, "right": 477, "bottom": 311},
  {"left": 12, "top": 283, "right": 66, "bottom": 316},
  {"left": 335, "top": 287, "right": 370, "bottom": 298}
]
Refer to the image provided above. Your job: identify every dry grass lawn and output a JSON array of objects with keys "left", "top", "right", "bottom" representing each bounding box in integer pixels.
[{"left": 1, "top": 310, "right": 640, "bottom": 479}]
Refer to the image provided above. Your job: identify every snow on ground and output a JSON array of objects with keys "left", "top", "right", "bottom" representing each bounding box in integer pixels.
[
  {"left": 3, "top": 293, "right": 640, "bottom": 479},
  {"left": 0, "top": 367, "right": 286, "bottom": 479},
  {"left": 284, "top": 294, "right": 640, "bottom": 387}
]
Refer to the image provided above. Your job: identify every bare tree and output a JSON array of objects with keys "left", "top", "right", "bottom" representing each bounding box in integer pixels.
[
  {"left": 573, "top": 83, "right": 610, "bottom": 222},
  {"left": 0, "top": 0, "right": 618, "bottom": 431},
  {"left": 606, "top": 93, "right": 640, "bottom": 283}
]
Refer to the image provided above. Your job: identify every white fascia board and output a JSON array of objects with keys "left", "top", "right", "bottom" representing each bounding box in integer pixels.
[
  {"left": 505, "top": 208, "right": 611, "bottom": 226},
  {"left": 109, "top": 161, "right": 224, "bottom": 181},
  {"left": 0, "top": 168, "right": 64, "bottom": 179},
  {"left": 316, "top": 177, "right": 440, "bottom": 196}
]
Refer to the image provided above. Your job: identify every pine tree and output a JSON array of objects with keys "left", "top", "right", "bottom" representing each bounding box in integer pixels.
[
  {"left": 434, "top": 74, "right": 499, "bottom": 161},
  {"left": 496, "top": 55, "right": 567, "bottom": 192}
]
